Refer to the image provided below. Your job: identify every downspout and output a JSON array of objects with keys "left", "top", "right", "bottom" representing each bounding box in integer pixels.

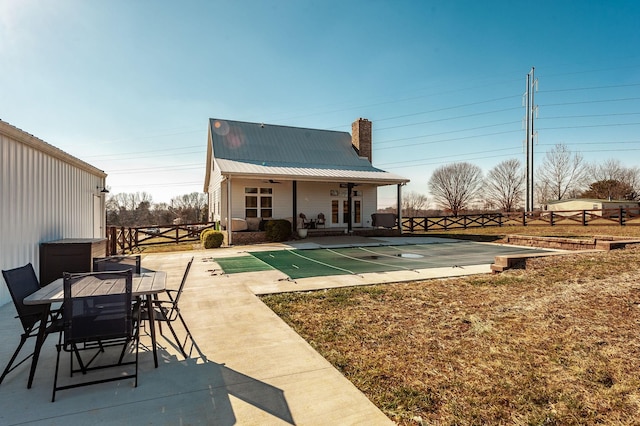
[{"left": 227, "top": 176, "right": 232, "bottom": 246}]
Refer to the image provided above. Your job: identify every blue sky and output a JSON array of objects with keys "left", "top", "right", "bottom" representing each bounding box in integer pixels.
[{"left": 1, "top": 0, "right": 639, "bottom": 207}]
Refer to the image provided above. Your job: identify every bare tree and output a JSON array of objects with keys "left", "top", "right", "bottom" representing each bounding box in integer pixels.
[
  {"left": 485, "top": 159, "right": 524, "bottom": 212},
  {"left": 170, "top": 192, "right": 209, "bottom": 223},
  {"left": 106, "top": 192, "right": 154, "bottom": 226},
  {"left": 428, "top": 162, "right": 484, "bottom": 216},
  {"left": 587, "top": 159, "right": 640, "bottom": 200},
  {"left": 108, "top": 192, "right": 153, "bottom": 211},
  {"left": 401, "top": 191, "right": 429, "bottom": 216},
  {"left": 623, "top": 166, "right": 640, "bottom": 200},
  {"left": 536, "top": 143, "right": 588, "bottom": 202},
  {"left": 580, "top": 180, "right": 635, "bottom": 200}
]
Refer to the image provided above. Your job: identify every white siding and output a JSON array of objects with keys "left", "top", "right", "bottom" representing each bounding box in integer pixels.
[
  {"left": 0, "top": 124, "right": 106, "bottom": 306},
  {"left": 225, "top": 178, "right": 293, "bottom": 225},
  {"left": 296, "top": 182, "right": 378, "bottom": 227},
  {"left": 219, "top": 179, "right": 379, "bottom": 228},
  {"left": 208, "top": 162, "right": 223, "bottom": 222}
]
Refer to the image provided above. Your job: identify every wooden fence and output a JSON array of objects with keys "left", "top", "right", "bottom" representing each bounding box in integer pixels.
[
  {"left": 107, "top": 222, "right": 217, "bottom": 255},
  {"left": 401, "top": 207, "right": 640, "bottom": 232},
  {"left": 107, "top": 207, "right": 640, "bottom": 253}
]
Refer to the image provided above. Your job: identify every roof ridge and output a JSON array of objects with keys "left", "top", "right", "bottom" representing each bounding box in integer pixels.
[{"left": 209, "top": 118, "right": 350, "bottom": 135}]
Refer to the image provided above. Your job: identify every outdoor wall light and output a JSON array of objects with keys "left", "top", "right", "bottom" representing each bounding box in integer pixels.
[{"left": 97, "top": 186, "right": 109, "bottom": 194}]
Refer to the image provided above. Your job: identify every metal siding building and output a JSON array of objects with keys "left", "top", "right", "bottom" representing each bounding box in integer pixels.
[
  {"left": 546, "top": 199, "right": 640, "bottom": 215},
  {"left": 0, "top": 121, "right": 107, "bottom": 306}
]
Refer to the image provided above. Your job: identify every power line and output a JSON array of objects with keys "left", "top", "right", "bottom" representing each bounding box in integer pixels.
[
  {"left": 373, "top": 95, "right": 522, "bottom": 125},
  {"left": 112, "top": 181, "right": 203, "bottom": 189},
  {"left": 540, "top": 97, "right": 640, "bottom": 107},
  {"left": 377, "top": 147, "right": 521, "bottom": 167},
  {"left": 537, "top": 139, "right": 640, "bottom": 146},
  {"left": 377, "top": 123, "right": 521, "bottom": 150},
  {"left": 538, "top": 112, "right": 640, "bottom": 120},
  {"left": 538, "top": 122, "right": 640, "bottom": 131},
  {"left": 83, "top": 145, "right": 203, "bottom": 159},
  {"left": 375, "top": 107, "right": 522, "bottom": 133},
  {"left": 107, "top": 164, "right": 203, "bottom": 174},
  {"left": 379, "top": 152, "right": 521, "bottom": 170},
  {"left": 538, "top": 82, "right": 640, "bottom": 93}
]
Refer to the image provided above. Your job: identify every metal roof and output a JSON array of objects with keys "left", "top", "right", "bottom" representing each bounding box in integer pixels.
[
  {"left": 0, "top": 120, "right": 106, "bottom": 178},
  {"left": 214, "top": 158, "right": 408, "bottom": 184},
  {"left": 205, "top": 118, "right": 409, "bottom": 186}
]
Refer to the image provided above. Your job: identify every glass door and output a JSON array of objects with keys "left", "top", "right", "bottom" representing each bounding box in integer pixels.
[
  {"left": 331, "top": 199, "right": 341, "bottom": 227},
  {"left": 352, "top": 199, "right": 362, "bottom": 227},
  {"left": 330, "top": 198, "right": 362, "bottom": 227}
]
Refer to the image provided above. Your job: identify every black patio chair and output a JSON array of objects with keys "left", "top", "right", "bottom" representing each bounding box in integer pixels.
[
  {"left": 92, "top": 255, "right": 141, "bottom": 274},
  {"left": 140, "top": 257, "right": 194, "bottom": 358},
  {"left": 1, "top": 263, "right": 62, "bottom": 386},
  {"left": 52, "top": 270, "right": 139, "bottom": 402},
  {"left": 316, "top": 213, "right": 326, "bottom": 228},
  {"left": 298, "top": 213, "right": 311, "bottom": 229}
]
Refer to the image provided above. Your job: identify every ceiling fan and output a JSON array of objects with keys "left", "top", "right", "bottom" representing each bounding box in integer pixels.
[{"left": 263, "top": 179, "right": 281, "bottom": 184}]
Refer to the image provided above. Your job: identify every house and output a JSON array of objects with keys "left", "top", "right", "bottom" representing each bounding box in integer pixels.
[
  {"left": 0, "top": 120, "right": 108, "bottom": 306},
  {"left": 203, "top": 118, "right": 409, "bottom": 244},
  {"left": 545, "top": 198, "right": 640, "bottom": 216}
]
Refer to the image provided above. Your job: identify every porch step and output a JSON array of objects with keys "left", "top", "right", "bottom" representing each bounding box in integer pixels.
[{"left": 490, "top": 250, "right": 600, "bottom": 273}]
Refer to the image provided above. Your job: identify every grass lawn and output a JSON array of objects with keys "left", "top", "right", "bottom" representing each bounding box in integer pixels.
[{"left": 261, "top": 225, "right": 640, "bottom": 425}]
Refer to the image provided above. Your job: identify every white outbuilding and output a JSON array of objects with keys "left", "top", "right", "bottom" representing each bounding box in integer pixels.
[{"left": 0, "top": 120, "right": 108, "bottom": 306}]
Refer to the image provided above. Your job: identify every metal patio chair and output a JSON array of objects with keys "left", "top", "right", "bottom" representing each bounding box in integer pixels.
[
  {"left": 52, "top": 270, "right": 139, "bottom": 402},
  {"left": 140, "top": 257, "right": 194, "bottom": 358},
  {"left": 1, "top": 263, "right": 63, "bottom": 386},
  {"left": 298, "top": 213, "right": 311, "bottom": 229},
  {"left": 92, "top": 255, "right": 141, "bottom": 274},
  {"left": 316, "top": 213, "right": 326, "bottom": 228}
]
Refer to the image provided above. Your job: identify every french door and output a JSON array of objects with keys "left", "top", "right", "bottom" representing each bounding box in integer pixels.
[{"left": 330, "top": 198, "right": 362, "bottom": 227}]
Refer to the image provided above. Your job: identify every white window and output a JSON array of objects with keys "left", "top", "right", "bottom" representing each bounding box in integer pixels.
[{"left": 245, "top": 187, "right": 273, "bottom": 218}]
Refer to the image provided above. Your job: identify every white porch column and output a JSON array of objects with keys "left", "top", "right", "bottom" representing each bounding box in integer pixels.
[
  {"left": 227, "top": 177, "right": 232, "bottom": 246},
  {"left": 397, "top": 183, "right": 403, "bottom": 231}
]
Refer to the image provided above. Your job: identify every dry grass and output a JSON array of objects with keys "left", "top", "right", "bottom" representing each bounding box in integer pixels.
[
  {"left": 261, "top": 226, "right": 640, "bottom": 425},
  {"left": 139, "top": 242, "right": 196, "bottom": 253}
]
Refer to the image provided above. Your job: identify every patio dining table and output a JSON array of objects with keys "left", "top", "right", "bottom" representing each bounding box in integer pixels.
[{"left": 23, "top": 270, "right": 166, "bottom": 388}]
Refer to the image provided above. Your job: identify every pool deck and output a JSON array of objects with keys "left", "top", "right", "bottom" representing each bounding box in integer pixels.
[{"left": 0, "top": 236, "right": 554, "bottom": 425}]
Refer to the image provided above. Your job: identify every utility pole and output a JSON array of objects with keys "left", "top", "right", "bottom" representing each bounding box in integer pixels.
[{"left": 524, "top": 67, "right": 538, "bottom": 212}]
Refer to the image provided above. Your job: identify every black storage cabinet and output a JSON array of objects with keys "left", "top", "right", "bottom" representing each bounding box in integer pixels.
[{"left": 39, "top": 238, "right": 107, "bottom": 286}]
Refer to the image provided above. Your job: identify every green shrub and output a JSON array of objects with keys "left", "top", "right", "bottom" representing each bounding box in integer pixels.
[
  {"left": 265, "top": 219, "right": 292, "bottom": 242},
  {"left": 202, "top": 231, "right": 224, "bottom": 248},
  {"left": 200, "top": 229, "right": 215, "bottom": 244}
]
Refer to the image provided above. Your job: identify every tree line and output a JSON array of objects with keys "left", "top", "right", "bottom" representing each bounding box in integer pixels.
[
  {"left": 383, "top": 143, "right": 640, "bottom": 217},
  {"left": 106, "top": 192, "right": 208, "bottom": 227}
]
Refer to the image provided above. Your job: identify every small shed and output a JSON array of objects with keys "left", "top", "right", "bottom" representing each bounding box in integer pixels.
[
  {"left": 0, "top": 120, "right": 108, "bottom": 306},
  {"left": 545, "top": 198, "right": 640, "bottom": 215}
]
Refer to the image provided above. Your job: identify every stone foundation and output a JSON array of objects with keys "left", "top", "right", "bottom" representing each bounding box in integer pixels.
[
  {"left": 505, "top": 234, "right": 640, "bottom": 251},
  {"left": 491, "top": 235, "right": 640, "bottom": 273},
  {"left": 221, "top": 231, "right": 268, "bottom": 246}
]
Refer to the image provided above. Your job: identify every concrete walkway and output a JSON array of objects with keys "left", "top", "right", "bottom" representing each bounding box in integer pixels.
[{"left": 0, "top": 236, "right": 502, "bottom": 425}]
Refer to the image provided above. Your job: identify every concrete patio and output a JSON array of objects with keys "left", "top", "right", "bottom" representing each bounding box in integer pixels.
[{"left": 0, "top": 236, "right": 516, "bottom": 425}]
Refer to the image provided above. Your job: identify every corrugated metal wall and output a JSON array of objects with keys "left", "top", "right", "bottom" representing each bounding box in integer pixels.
[{"left": 0, "top": 124, "right": 106, "bottom": 306}]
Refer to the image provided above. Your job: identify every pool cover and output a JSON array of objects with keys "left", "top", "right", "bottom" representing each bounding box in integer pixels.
[
  {"left": 214, "top": 242, "right": 549, "bottom": 280},
  {"left": 212, "top": 255, "right": 274, "bottom": 274}
]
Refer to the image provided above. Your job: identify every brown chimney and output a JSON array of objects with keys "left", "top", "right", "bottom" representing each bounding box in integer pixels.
[{"left": 352, "top": 118, "right": 372, "bottom": 163}]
